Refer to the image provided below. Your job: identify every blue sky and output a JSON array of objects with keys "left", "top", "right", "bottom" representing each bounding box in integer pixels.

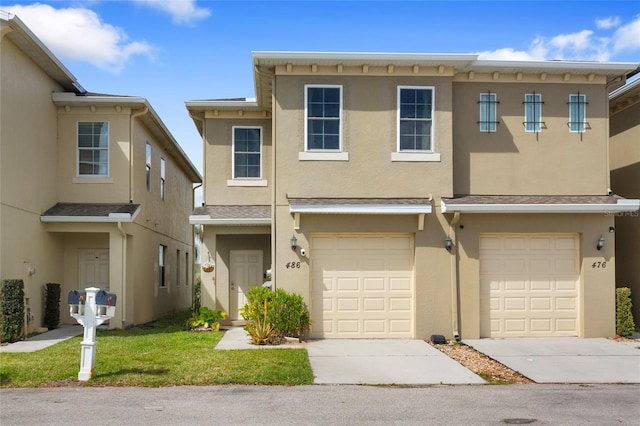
[{"left": 4, "top": 1, "right": 640, "bottom": 177}]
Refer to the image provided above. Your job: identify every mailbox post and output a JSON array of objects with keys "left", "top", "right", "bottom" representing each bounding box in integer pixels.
[{"left": 68, "top": 287, "right": 116, "bottom": 381}]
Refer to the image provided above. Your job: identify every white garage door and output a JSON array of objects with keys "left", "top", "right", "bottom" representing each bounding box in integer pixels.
[
  {"left": 480, "top": 234, "right": 580, "bottom": 338},
  {"left": 310, "top": 234, "right": 414, "bottom": 338}
]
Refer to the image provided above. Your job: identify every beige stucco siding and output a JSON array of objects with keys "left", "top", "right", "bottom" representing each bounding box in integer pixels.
[
  {"left": 203, "top": 119, "right": 272, "bottom": 205},
  {"left": 453, "top": 82, "right": 610, "bottom": 195},
  {"left": 273, "top": 75, "right": 454, "bottom": 203},
  {"left": 457, "top": 213, "right": 615, "bottom": 338}
]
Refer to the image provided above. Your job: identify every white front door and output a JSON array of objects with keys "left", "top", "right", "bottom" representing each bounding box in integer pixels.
[
  {"left": 79, "top": 249, "right": 110, "bottom": 291},
  {"left": 229, "top": 250, "right": 263, "bottom": 320}
]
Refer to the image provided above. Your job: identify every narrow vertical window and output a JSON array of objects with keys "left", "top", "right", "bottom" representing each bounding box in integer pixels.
[
  {"left": 145, "top": 142, "right": 151, "bottom": 191},
  {"left": 176, "top": 249, "right": 180, "bottom": 286},
  {"left": 479, "top": 92, "right": 498, "bottom": 132},
  {"left": 78, "top": 122, "right": 109, "bottom": 176},
  {"left": 305, "top": 85, "right": 342, "bottom": 151},
  {"left": 398, "top": 87, "right": 434, "bottom": 151},
  {"left": 160, "top": 158, "right": 166, "bottom": 200},
  {"left": 568, "top": 94, "right": 587, "bottom": 132},
  {"left": 159, "top": 245, "right": 166, "bottom": 287},
  {"left": 233, "top": 127, "right": 262, "bottom": 178},
  {"left": 524, "top": 93, "right": 543, "bottom": 132},
  {"left": 185, "top": 252, "right": 189, "bottom": 286}
]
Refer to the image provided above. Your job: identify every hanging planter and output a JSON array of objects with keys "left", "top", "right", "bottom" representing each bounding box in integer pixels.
[{"left": 201, "top": 253, "right": 215, "bottom": 273}]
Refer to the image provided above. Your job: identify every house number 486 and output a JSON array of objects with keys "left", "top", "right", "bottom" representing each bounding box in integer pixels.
[{"left": 592, "top": 261, "right": 607, "bottom": 269}]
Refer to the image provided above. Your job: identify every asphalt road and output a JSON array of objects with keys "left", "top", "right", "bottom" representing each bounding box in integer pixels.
[{"left": 2, "top": 384, "right": 639, "bottom": 425}]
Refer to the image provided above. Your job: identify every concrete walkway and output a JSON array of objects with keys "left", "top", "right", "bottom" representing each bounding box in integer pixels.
[
  {"left": 0, "top": 325, "right": 83, "bottom": 353},
  {"left": 216, "top": 327, "right": 486, "bottom": 385},
  {"left": 463, "top": 337, "right": 640, "bottom": 384}
]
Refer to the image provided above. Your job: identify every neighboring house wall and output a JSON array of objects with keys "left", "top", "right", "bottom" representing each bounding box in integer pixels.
[
  {"left": 1, "top": 25, "right": 65, "bottom": 331},
  {"left": 610, "top": 79, "right": 640, "bottom": 322}
]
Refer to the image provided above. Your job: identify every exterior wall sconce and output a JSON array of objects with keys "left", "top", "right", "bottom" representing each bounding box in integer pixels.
[
  {"left": 290, "top": 235, "right": 298, "bottom": 251},
  {"left": 445, "top": 235, "right": 453, "bottom": 252},
  {"left": 596, "top": 235, "right": 605, "bottom": 251}
]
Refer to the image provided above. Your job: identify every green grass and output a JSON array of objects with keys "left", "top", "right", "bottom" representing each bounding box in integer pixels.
[{"left": 0, "top": 311, "right": 313, "bottom": 388}]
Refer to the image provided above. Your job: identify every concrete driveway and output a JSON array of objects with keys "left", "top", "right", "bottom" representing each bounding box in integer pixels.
[{"left": 463, "top": 337, "right": 640, "bottom": 384}]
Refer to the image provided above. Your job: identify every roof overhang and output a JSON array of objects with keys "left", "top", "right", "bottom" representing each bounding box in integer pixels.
[
  {"left": 441, "top": 196, "right": 640, "bottom": 213},
  {"left": 288, "top": 198, "right": 432, "bottom": 215},
  {"left": 41, "top": 203, "right": 140, "bottom": 223},
  {"left": 189, "top": 215, "right": 271, "bottom": 226},
  {"left": 190, "top": 205, "right": 271, "bottom": 226}
]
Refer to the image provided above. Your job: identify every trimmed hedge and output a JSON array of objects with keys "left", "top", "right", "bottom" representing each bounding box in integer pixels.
[
  {"left": 616, "top": 287, "right": 635, "bottom": 337},
  {"left": 44, "top": 283, "right": 61, "bottom": 330},
  {"left": 1, "top": 279, "right": 25, "bottom": 343}
]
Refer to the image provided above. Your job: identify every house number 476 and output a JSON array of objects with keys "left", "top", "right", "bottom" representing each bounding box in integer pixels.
[{"left": 592, "top": 261, "right": 607, "bottom": 269}]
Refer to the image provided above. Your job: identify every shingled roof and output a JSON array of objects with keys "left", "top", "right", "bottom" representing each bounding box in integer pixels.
[{"left": 41, "top": 203, "right": 140, "bottom": 222}]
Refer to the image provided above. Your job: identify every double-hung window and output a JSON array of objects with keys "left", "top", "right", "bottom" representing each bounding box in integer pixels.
[
  {"left": 145, "top": 142, "right": 151, "bottom": 191},
  {"left": 233, "top": 127, "right": 262, "bottom": 179},
  {"left": 568, "top": 93, "right": 587, "bottom": 132},
  {"left": 160, "top": 158, "right": 166, "bottom": 200},
  {"left": 479, "top": 92, "right": 498, "bottom": 132},
  {"left": 77, "top": 122, "right": 109, "bottom": 176},
  {"left": 398, "top": 87, "right": 434, "bottom": 151},
  {"left": 305, "top": 85, "right": 342, "bottom": 152},
  {"left": 524, "top": 93, "right": 543, "bottom": 132}
]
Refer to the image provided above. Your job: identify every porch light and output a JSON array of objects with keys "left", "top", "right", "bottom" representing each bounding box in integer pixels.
[
  {"left": 445, "top": 235, "right": 453, "bottom": 252},
  {"left": 596, "top": 235, "right": 605, "bottom": 251},
  {"left": 290, "top": 235, "right": 298, "bottom": 251}
]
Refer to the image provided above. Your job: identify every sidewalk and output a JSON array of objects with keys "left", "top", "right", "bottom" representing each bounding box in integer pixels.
[{"left": 0, "top": 325, "right": 83, "bottom": 353}]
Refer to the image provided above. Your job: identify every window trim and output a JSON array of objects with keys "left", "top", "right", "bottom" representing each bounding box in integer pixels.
[
  {"left": 396, "top": 85, "right": 435, "bottom": 153},
  {"left": 77, "top": 121, "right": 109, "bottom": 177},
  {"left": 479, "top": 92, "right": 498, "bottom": 133},
  {"left": 160, "top": 157, "right": 166, "bottom": 200},
  {"left": 303, "top": 84, "right": 344, "bottom": 154},
  {"left": 145, "top": 142, "right": 151, "bottom": 191},
  {"left": 568, "top": 93, "right": 587, "bottom": 133},
  {"left": 523, "top": 92, "right": 544, "bottom": 133},
  {"left": 232, "top": 125, "right": 263, "bottom": 180}
]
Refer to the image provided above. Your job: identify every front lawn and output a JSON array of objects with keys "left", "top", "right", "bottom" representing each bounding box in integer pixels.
[{"left": 0, "top": 311, "right": 314, "bottom": 387}]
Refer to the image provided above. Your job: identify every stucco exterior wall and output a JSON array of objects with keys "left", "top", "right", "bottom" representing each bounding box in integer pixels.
[{"left": 453, "top": 81, "right": 610, "bottom": 196}]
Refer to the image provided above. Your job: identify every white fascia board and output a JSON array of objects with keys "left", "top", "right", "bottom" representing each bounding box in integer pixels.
[
  {"left": 41, "top": 215, "right": 134, "bottom": 223},
  {"left": 189, "top": 215, "right": 271, "bottom": 226},
  {"left": 52, "top": 93, "right": 147, "bottom": 105},
  {"left": 289, "top": 204, "right": 432, "bottom": 214},
  {"left": 185, "top": 99, "right": 259, "bottom": 109},
  {"left": 441, "top": 199, "right": 640, "bottom": 213}
]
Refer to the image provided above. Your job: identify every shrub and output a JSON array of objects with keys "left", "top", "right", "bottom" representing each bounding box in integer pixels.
[
  {"left": 616, "top": 287, "right": 635, "bottom": 337},
  {"left": 241, "top": 286, "right": 311, "bottom": 344},
  {"left": 1, "top": 279, "right": 25, "bottom": 343},
  {"left": 43, "top": 283, "right": 61, "bottom": 330},
  {"left": 192, "top": 276, "right": 202, "bottom": 314},
  {"left": 184, "top": 306, "right": 226, "bottom": 331}
]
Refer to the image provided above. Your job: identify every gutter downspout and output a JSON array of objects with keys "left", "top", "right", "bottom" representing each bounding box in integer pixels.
[
  {"left": 449, "top": 212, "right": 461, "bottom": 341},
  {"left": 130, "top": 107, "right": 149, "bottom": 203},
  {"left": 270, "top": 75, "right": 277, "bottom": 289},
  {"left": 117, "top": 221, "right": 127, "bottom": 326}
]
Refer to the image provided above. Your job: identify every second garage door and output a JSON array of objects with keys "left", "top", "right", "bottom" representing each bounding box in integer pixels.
[
  {"left": 310, "top": 234, "right": 414, "bottom": 338},
  {"left": 480, "top": 234, "right": 580, "bottom": 338}
]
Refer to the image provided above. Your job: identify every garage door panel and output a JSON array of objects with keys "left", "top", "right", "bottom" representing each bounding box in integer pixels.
[
  {"left": 480, "top": 234, "right": 579, "bottom": 338},
  {"left": 310, "top": 234, "right": 414, "bottom": 338}
]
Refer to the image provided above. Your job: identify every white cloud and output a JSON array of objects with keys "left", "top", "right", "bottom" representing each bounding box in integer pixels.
[
  {"left": 612, "top": 16, "right": 640, "bottom": 53},
  {"left": 477, "top": 48, "right": 541, "bottom": 61},
  {"left": 4, "top": 3, "right": 155, "bottom": 73},
  {"left": 134, "top": 0, "right": 210, "bottom": 25},
  {"left": 596, "top": 16, "right": 621, "bottom": 30}
]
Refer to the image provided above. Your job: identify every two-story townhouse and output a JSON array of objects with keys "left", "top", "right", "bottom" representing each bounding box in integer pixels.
[
  {"left": 189, "top": 51, "right": 639, "bottom": 340},
  {"left": 1, "top": 13, "right": 202, "bottom": 332},
  {"left": 610, "top": 77, "right": 640, "bottom": 322}
]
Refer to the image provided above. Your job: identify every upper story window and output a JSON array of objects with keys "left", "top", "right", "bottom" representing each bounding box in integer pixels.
[
  {"left": 398, "top": 87, "right": 434, "bottom": 151},
  {"left": 305, "top": 85, "right": 342, "bottom": 151},
  {"left": 524, "top": 93, "right": 544, "bottom": 132},
  {"left": 233, "top": 127, "right": 262, "bottom": 179},
  {"left": 145, "top": 142, "right": 151, "bottom": 191},
  {"left": 77, "top": 122, "right": 109, "bottom": 176},
  {"left": 568, "top": 93, "right": 588, "bottom": 133},
  {"left": 479, "top": 92, "right": 498, "bottom": 133},
  {"left": 160, "top": 157, "right": 166, "bottom": 200}
]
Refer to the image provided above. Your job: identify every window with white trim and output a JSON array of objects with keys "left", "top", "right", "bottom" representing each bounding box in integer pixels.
[
  {"left": 568, "top": 93, "right": 587, "bottom": 132},
  {"left": 305, "top": 85, "right": 342, "bottom": 151},
  {"left": 145, "top": 142, "right": 151, "bottom": 191},
  {"left": 78, "top": 122, "right": 109, "bottom": 176},
  {"left": 233, "top": 126, "right": 262, "bottom": 178},
  {"left": 398, "top": 87, "right": 434, "bottom": 151},
  {"left": 160, "top": 157, "right": 166, "bottom": 200},
  {"left": 524, "top": 93, "right": 543, "bottom": 132},
  {"left": 479, "top": 92, "right": 498, "bottom": 132}
]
